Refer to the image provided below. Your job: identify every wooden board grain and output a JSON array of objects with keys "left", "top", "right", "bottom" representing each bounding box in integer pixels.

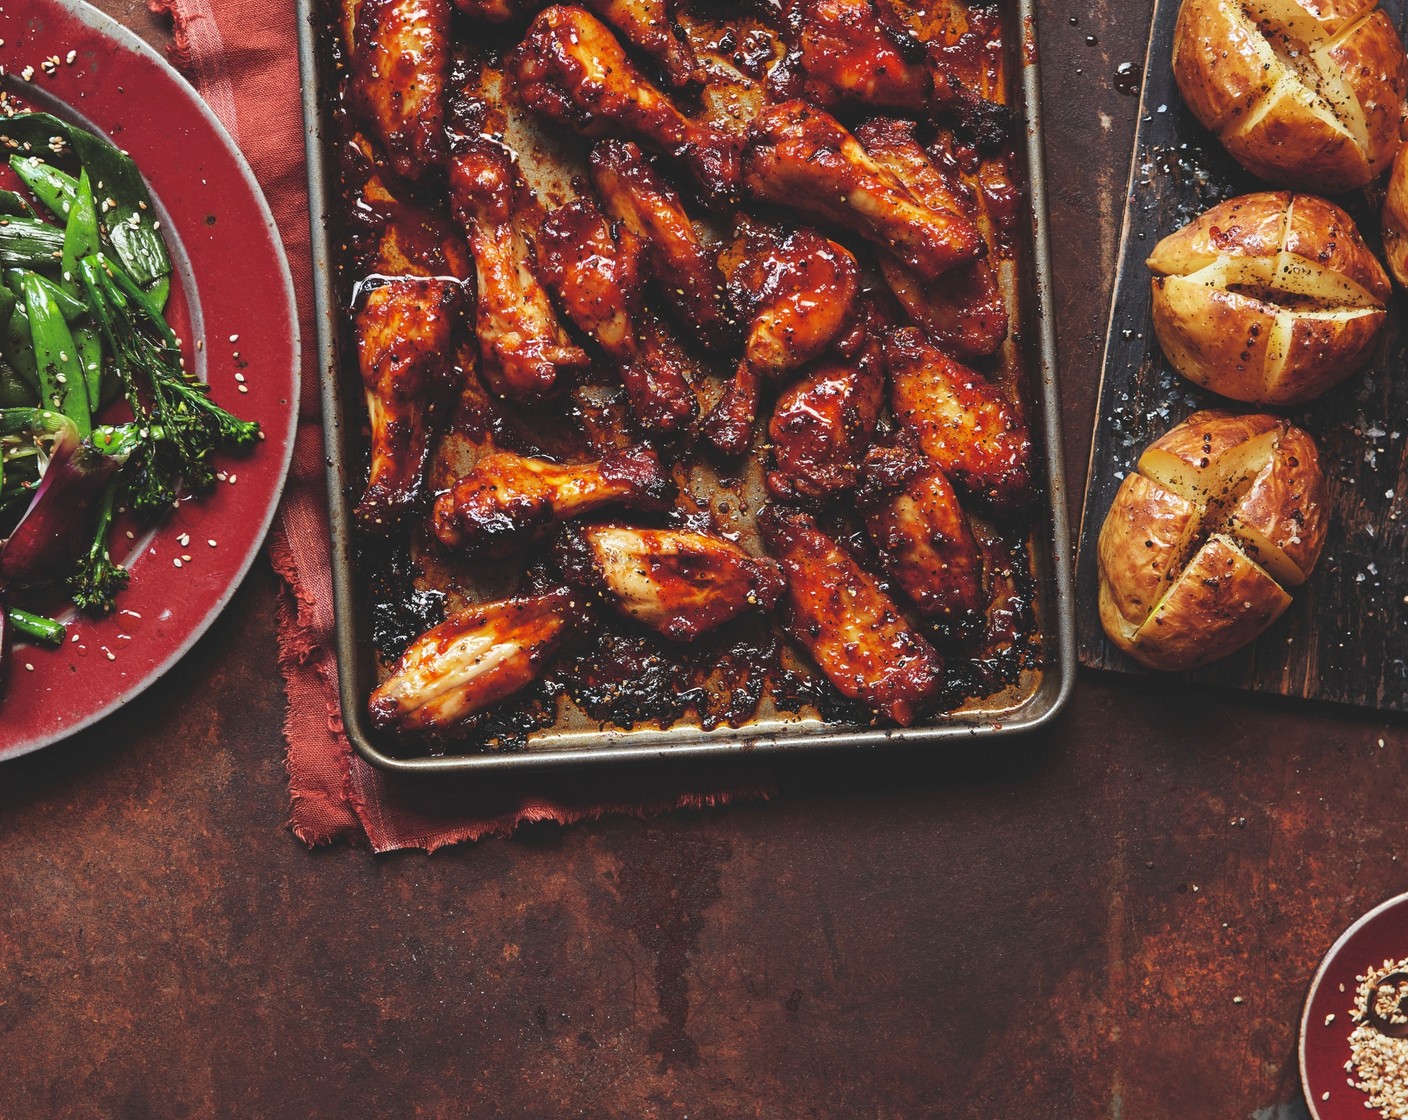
[{"left": 1075, "top": 0, "right": 1408, "bottom": 711}]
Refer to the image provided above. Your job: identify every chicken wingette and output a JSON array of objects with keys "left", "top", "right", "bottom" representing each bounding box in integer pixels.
[
  {"left": 758, "top": 504, "right": 944, "bottom": 725},
  {"left": 432, "top": 447, "right": 674, "bottom": 556},
  {"left": 557, "top": 525, "right": 784, "bottom": 640},
  {"left": 368, "top": 591, "right": 577, "bottom": 735}
]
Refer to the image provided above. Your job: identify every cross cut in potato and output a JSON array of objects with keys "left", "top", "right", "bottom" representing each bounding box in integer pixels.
[
  {"left": 1172, "top": 0, "right": 1407, "bottom": 191},
  {"left": 1096, "top": 409, "right": 1328, "bottom": 670},
  {"left": 1148, "top": 191, "right": 1389, "bottom": 403}
]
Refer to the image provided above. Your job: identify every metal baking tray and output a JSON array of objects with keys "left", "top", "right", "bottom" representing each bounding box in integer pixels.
[{"left": 295, "top": 0, "right": 1075, "bottom": 773}]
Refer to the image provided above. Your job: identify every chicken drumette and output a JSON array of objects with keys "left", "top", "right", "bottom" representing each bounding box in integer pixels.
[
  {"left": 369, "top": 590, "right": 577, "bottom": 735},
  {"left": 885, "top": 327, "right": 1031, "bottom": 512},
  {"left": 858, "top": 441, "right": 986, "bottom": 636},
  {"left": 766, "top": 336, "right": 884, "bottom": 502},
  {"left": 556, "top": 525, "right": 785, "bottom": 640},
  {"left": 742, "top": 101, "right": 982, "bottom": 281},
  {"left": 856, "top": 117, "right": 1007, "bottom": 360},
  {"left": 447, "top": 99, "right": 589, "bottom": 402},
  {"left": 536, "top": 197, "right": 697, "bottom": 435},
  {"left": 347, "top": 0, "right": 450, "bottom": 180},
  {"left": 343, "top": 133, "right": 474, "bottom": 534},
  {"left": 758, "top": 504, "right": 944, "bottom": 725},
  {"left": 510, "top": 7, "right": 739, "bottom": 205},
  {"left": 588, "top": 140, "right": 735, "bottom": 352},
  {"left": 432, "top": 446, "right": 674, "bottom": 556},
  {"left": 355, "top": 278, "right": 466, "bottom": 534},
  {"left": 454, "top": 0, "right": 702, "bottom": 89}
]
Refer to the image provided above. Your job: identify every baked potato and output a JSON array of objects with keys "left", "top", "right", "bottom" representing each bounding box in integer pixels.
[
  {"left": 1148, "top": 191, "right": 1389, "bottom": 403},
  {"left": 1096, "top": 409, "right": 1328, "bottom": 671},
  {"left": 1382, "top": 142, "right": 1408, "bottom": 285},
  {"left": 1172, "top": 0, "right": 1408, "bottom": 192}
]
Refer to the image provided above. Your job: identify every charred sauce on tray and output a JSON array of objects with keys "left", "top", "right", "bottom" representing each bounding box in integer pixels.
[{"left": 325, "top": 0, "right": 1044, "bottom": 755}]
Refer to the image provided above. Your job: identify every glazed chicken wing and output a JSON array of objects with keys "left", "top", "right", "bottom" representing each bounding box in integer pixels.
[
  {"left": 452, "top": 0, "right": 701, "bottom": 88},
  {"left": 885, "top": 326, "right": 1031, "bottom": 511},
  {"left": 588, "top": 140, "right": 734, "bottom": 351},
  {"left": 742, "top": 101, "right": 982, "bottom": 281},
  {"left": 447, "top": 102, "right": 589, "bottom": 402},
  {"left": 855, "top": 117, "right": 1007, "bottom": 359},
  {"left": 773, "top": 0, "right": 930, "bottom": 111},
  {"left": 432, "top": 446, "right": 674, "bottom": 556},
  {"left": 766, "top": 337, "right": 884, "bottom": 502},
  {"left": 556, "top": 525, "right": 785, "bottom": 640},
  {"left": 510, "top": 7, "right": 739, "bottom": 205},
  {"left": 368, "top": 590, "right": 576, "bottom": 735},
  {"left": 859, "top": 442, "right": 985, "bottom": 635},
  {"left": 704, "top": 222, "right": 863, "bottom": 457},
  {"left": 343, "top": 134, "right": 472, "bottom": 278},
  {"left": 355, "top": 277, "right": 466, "bottom": 534},
  {"left": 770, "top": 0, "right": 1008, "bottom": 146},
  {"left": 348, "top": 0, "right": 450, "bottom": 180},
  {"left": 725, "top": 222, "right": 861, "bottom": 375},
  {"left": 757, "top": 505, "right": 944, "bottom": 725},
  {"left": 536, "top": 198, "right": 696, "bottom": 434}
]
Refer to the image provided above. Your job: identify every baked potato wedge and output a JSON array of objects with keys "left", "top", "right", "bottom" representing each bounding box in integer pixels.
[
  {"left": 1095, "top": 409, "right": 1327, "bottom": 670},
  {"left": 1148, "top": 191, "right": 1388, "bottom": 403}
]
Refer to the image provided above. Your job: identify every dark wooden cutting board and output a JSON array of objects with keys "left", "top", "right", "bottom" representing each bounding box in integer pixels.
[{"left": 1075, "top": 0, "right": 1408, "bottom": 711}]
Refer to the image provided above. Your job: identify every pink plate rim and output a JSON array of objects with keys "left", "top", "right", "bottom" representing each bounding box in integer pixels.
[
  {"left": 1299, "top": 889, "right": 1408, "bottom": 1120},
  {"left": 0, "top": 0, "right": 299, "bottom": 761}
]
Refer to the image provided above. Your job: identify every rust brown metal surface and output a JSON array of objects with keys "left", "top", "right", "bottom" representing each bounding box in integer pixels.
[{"left": 0, "top": 2, "right": 1404, "bottom": 1118}]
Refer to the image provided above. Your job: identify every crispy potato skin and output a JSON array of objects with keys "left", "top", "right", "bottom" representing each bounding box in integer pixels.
[
  {"left": 1095, "top": 410, "right": 1327, "bottom": 671},
  {"left": 1148, "top": 191, "right": 1388, "bottom": 403},
  {"left": 1383, "top": 144, "right": 1408, "bottom": 286},
  {"left": 1172, "top": 0, "right": 1407, "bottom": 192}
]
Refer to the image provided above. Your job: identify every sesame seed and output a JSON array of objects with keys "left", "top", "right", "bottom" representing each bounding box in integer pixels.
[
  {"left": 173, "top": 558, "right": 183, "bottom": 568},
  {"left": 234, "top": 372, "right": 245, "bottom": 383},
  {"left": 237, "top": 384, "right": 248, "bottom": 393},
  {"left": 1346, "top": 957, "right": 1408, "bottom": 1117},
  {"left": 181, "top": 555, "right": 191, "bottom": 563},
  {"left": 24, "top": 663, "right": 33, "bottom": 671},
  {"left": 1232, "top": 996, "right": 1244, "bottom": 1004},
  {"left": 178, "top": 533, "right": 190, "bottom": 547},
  {"left": 65, "top": 50, "right": 76, "bottom": 64},
  {"left": 208, "top": 539, "right": 217, "bottom": 547},
  {"left": 228, "top": 333, "right": 239, "bottom": 343},
  {"left": 104, "top": 649, "right": 115, "bottom": 661}
]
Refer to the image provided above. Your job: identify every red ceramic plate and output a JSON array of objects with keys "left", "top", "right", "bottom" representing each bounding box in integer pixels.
[
  {"left": 0, "top": 0, "right": 298, "bottom": 760},
  {"left": 1300, "top": 891, "right": 1408, "bottom": 1119}
]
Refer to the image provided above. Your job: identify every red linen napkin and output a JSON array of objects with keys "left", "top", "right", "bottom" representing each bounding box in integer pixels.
[{"left": 151, "top": 0, "right": 773, "bottom": 851}]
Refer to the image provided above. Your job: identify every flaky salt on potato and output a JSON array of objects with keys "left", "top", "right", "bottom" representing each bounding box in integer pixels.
[
  {"left": 1148, "top": 191, "right": 1389, "bottom": 404},
  {"left": 1172, "top": 0, "right": 1408, "bottom": 192},
  {"left": 1097, "top": 410, "right": 1328, "bottom": 671}
]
